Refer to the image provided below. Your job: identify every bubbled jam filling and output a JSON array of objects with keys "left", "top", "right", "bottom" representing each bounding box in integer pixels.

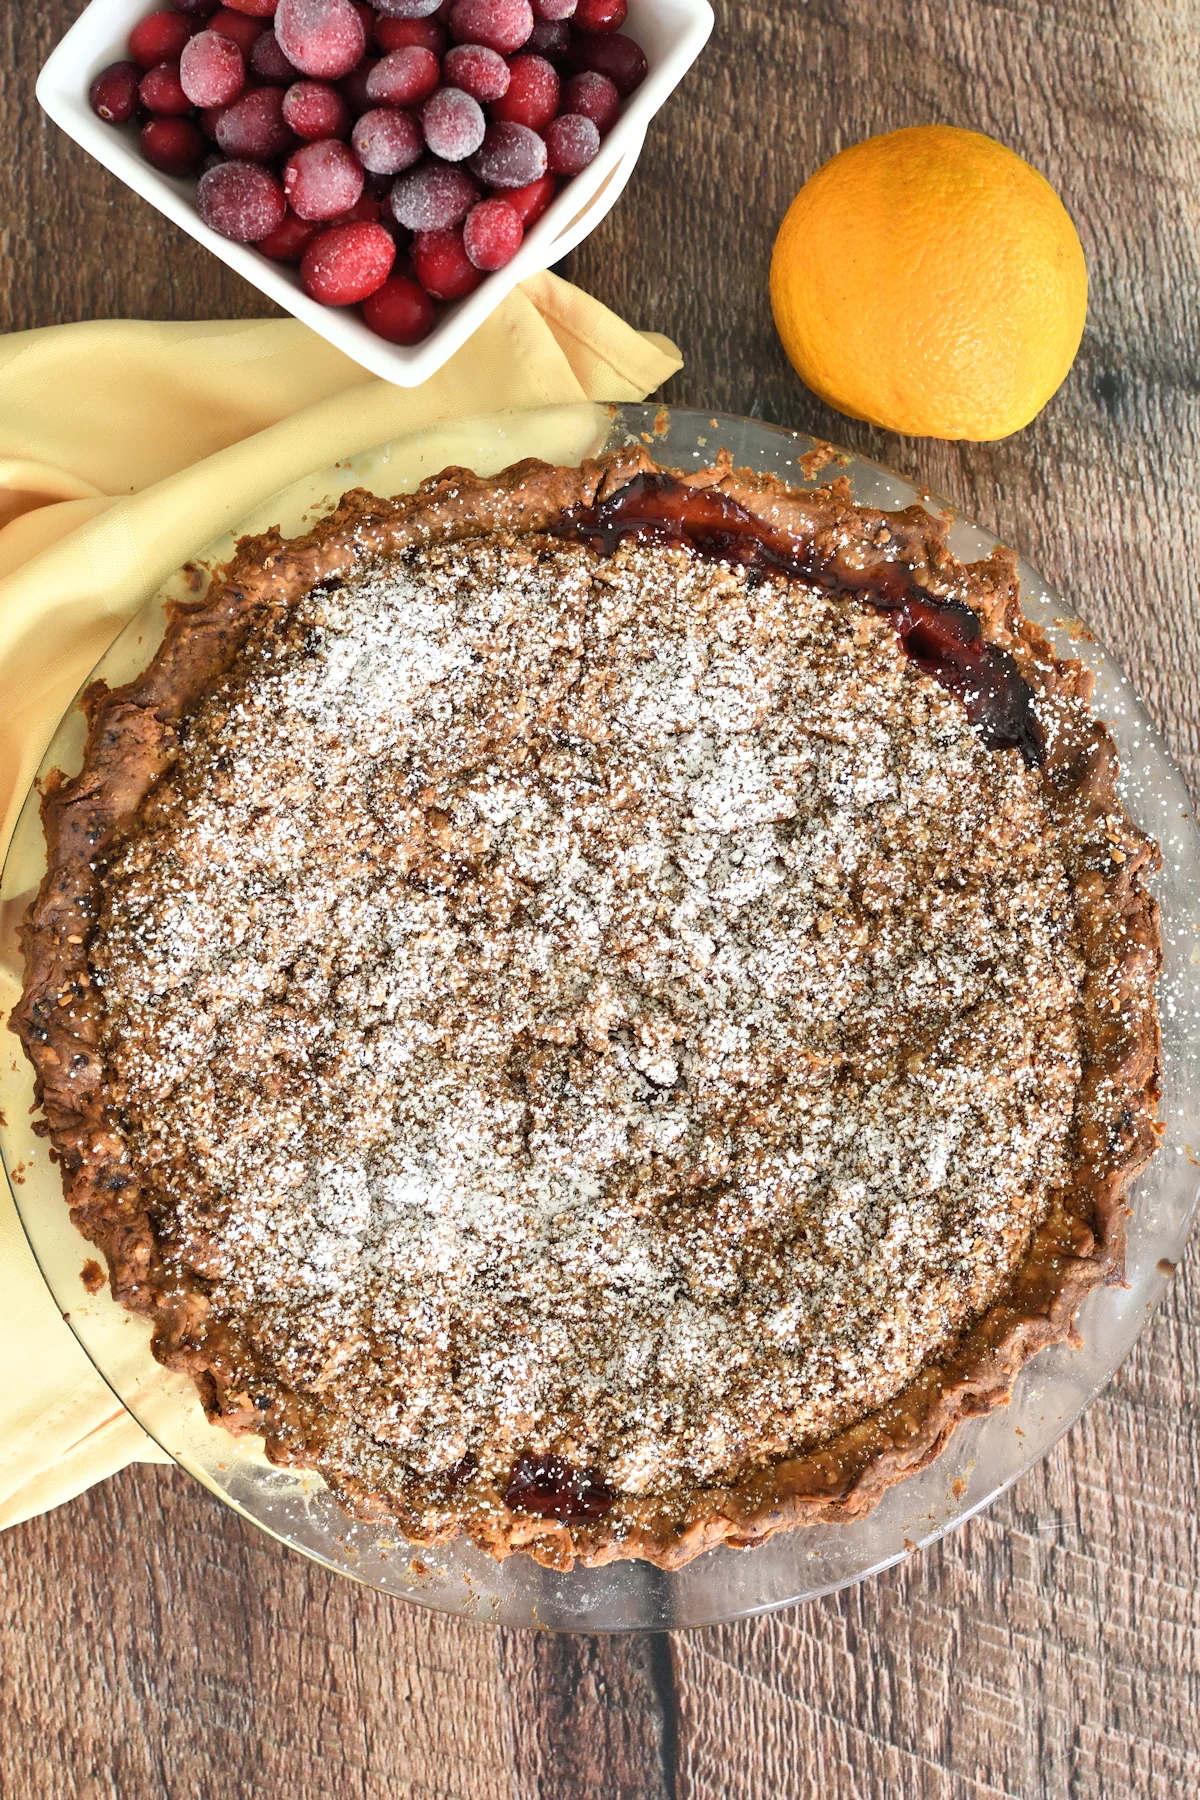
[
  {"left": 504, "top": 1455, "right": 615, "bottom": 1521},
  {"left": 556, "top": 472, "right": 1045, "bottom": 767}
]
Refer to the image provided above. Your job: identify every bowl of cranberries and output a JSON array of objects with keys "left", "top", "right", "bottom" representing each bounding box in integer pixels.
[{"left": 39, "top": 0, "right": 712, "bottom": 385}]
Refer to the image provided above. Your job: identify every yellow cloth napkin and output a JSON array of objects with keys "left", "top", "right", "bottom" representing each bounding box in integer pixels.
[{"left": 0, "top": 279, "right": 682, "bottom": 1530}]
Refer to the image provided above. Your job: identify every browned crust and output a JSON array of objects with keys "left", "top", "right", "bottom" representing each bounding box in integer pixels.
[{"left": 10, "top": 450, "right": 1163, "bottom": 1571}]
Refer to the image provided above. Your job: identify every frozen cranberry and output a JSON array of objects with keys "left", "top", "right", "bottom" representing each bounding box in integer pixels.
[
  {"left": 500, "top": 169, "right": 554, "bottom": 224},
  {"left": 199, "top": 148, "right": 227, "bottom": 171},
  {"left": 352, "top": 106, "right": 423, "bottom": 173},
  {"left": 389, "top": 158, "right": 477, "bottom": 227},
  {"left": 532, "top": 0, "right": 575, "bottom": 16},
  {"left": 198, "top": 102, "right": 226, "bottom": 136},
  {"left": 361, "top": 166, "right": 396, "bottom": 199},
  {"left": 421, "top": 86, "right": 485, "bottom": 160},
  {"left": 490, "top": 53, "right": 558, "bottom": 128},
  {"left": 171, "top": 0, "right": 221, "bottom": 14},
  {"left": 462, "top": 195, "right": 521, "bottom": 268},
  {"left": 528, "top": 18, "right": 568, "bottom": 55},
  {"left": 223, "top": 0, "right": 279, "bottom": 13},
  {"left": 140, "top": 114, "right": 206, "bottom": 171},
  {"left": 365, "top": 45, "right": 441, "bottom": 104},
  {"left": 208, "top": 6, "right": 268, "bottom": 51},
  {"left": 328, "top": 191, "right": 383, "bottom": 226},
  {"left": 448, "top": 0, "right": 533, "bottom": 54},
  {"left": 566, "top": 29, "right": 644, "bottom": 94},
  {"left": 469, "top": 119, "right": 546, "bottom": 186},
  {"left": 572, "top": 0, "right": 624, "bottom": 29},
  {"left": 442, "top": 41, "right": 509, "bottom": 100},
  {"left": 543, "top": 110, "right": 598, "bottom": 173},
  {"left": 275, "top": 0, "right": 366, "bottom": 78},
  {"left": 337, "top": 55, "right": 378, "bottom": 110},
  {"left": 561, "top": 68, "right": 618, "bottom": 131},
  {"left": 412, "top": 224, "right": 482, "bottom": 298},
  {"left": 140, "top": 63, "right": 192, "bottom": 114},
  {"left": 374, "top": 0, "right": 442, "bottom": 14},
  {"left": 255, "top": 204, "right": 319, "bottom": 258},
  {"left": 281, "top": 77, "right": 351, "bottom": 136},
  {"left": 284, "top": 135, "right": 364, "bottom": 217},
  {"left": 89, "top": 61, "right": 141, "bottom": 124},
  {"left": 216, "top": 85, "right": 293, "bottom": 156},
  {"left": 129, "top": 10, "right": 196, "bottom": 67},
  {"left": 362, "top": 273, "right": 436, "bottom": 342},
  {"left": 300, "top": 220, "right": 396, "bottom": 301},
  {"left": 376, "top": 15, "right": 445, "bottom": 51},
  {"left": 197, "top": 157, "right": 286, "bottom": 237},
  {"left": 249, "top": 29, "right": 297, "bottom": 78},
  {"left": 180, "top": 29, "right": 246, "bottom": 104}
]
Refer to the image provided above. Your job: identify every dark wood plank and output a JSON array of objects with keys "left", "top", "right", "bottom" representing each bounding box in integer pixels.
[{"left": 3, "top": 0, "right": 1200, "bottom": 1796}]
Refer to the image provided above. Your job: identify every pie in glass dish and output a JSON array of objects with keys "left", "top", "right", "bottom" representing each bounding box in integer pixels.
[{"left": 12, "top": 449, "right": 1162, "bottom": 1571}]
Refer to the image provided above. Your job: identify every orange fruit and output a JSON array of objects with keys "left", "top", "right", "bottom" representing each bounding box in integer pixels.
[{"left": 770, "top": 126, "right": 1088, "bottom": 440}]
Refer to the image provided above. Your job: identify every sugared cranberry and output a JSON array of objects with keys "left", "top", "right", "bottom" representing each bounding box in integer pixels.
[
  {"left": 448, "top": 0, "right": 533, "bottom": 54},
  {"left": 215, "top": 85, "right": 293, "bottom": 158},
  {"left": 374, "top": 0, "right": 443, "bottom": 13},
  {"left": 528, "top": 18, "right": 568, "bottom": 55},
  {"left": 223, "top": 0, "right": 280, "bottom": 13},
  {"left": 171, "top": 0, "right": 222, "bottom": 14},
  {"left": 365, "top": 44, "right": 441, "bottom": 104},
  {"left": 442, "top": 41, "right": 510, "bottom": 100},
  {"left": 566, "top": 29, "right": 645, "bottom": 93},
  {"left": 140, "top": 63, "right": 192, "bottom": 114},
  {"left": 421, "top": 86, "right": 486, "bottom": 160},
  {"left": 196, "top": 156, "right": 286, "bottom": 238},
  {"left": 561, "top": 68, "right": 618, "bottom": 131},
  {"left": 501, "top": 169, "right": 555, "bottom": 225},
  {"left": 490, "top": 53, "right": 558, "bottom": 128},
  {"left": 389, "top": 158, "right": 478, "bottom": 228},
  {"left": 255, "top": 204, "right": 320, "bottom": 258},
  {"left": 281, "top": 77, "right": 351, "bottom": 136},
  {"left": 249, "top": 29, "right": 297, "bottom": 78},
  {"left": 361, "top": 166, "right": 396, "bottom": 199},
  {"left": 300, "top": 220, "right": 396, "bottom": 301},
  {"left": 129, "top": 10, "right": 196, "bottom": 68},
  {"left": 375, "top": 15, "right": 446, "bottom": 51},
  {"left": 338, "top": 55, "right": 379, "bottom": 111},
  {"left": 412, "top": 224, "right": 483, "bottom": 298},
  {"left": 352, "top": 106, "right": 423, "bottom": 173},
  {"left": 327, "top": 191, "right": 383, "bottom": 226},
  {"left": 532, "top": 0, "right": 575, "bottom": 16},
  {"left": 572, "top": 0, "right": 625, "bottom": 30},
  {"left": 275, "top": 0, "right": 366, "bottom": 78},
  {"left": 284, "top": 136, "right": 363, "bottom": 217},
  {"left": 503, "top": 1455, "right": 614, "bottom": 1521},
  {"left": 140, "top": 114, "right": 207, "bottom": 171},
  {"left": 469, "top": 119, "right": 546, "bottom": 186},
  {"left": 89, "top": 61, "right": 141, "bottom": 124},
  {"left": 208, "top": 6, "right": 268, "bottom": 51},
  {"left": 180, "top": 29, "right": 246, "bottom": 104},
  {"left": 198, "top": 103, "right": 226, "bottom": 137},
  {"left": 362, "top": 272, "right": 436, "bottom": 341},
  {"left": 543, "top": 110, "right": 598, "bottom": 173},
  {"left": 462, "top": 195, "right": 522, "bottom": 268}
]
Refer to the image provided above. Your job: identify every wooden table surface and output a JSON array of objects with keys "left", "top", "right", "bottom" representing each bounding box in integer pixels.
[{"left": 3, "top": 2, "right": 1199, "bottom": 1795}]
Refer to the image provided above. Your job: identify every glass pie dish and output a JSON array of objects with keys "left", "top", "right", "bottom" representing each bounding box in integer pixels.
[{"left": 2, "top": 403, "right": 1198, "bottom": 1631}]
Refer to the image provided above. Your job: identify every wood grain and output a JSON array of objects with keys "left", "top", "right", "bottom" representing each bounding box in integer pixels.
[{"left": 2, "top": 1, "right": 1199, "bottom": 1795}]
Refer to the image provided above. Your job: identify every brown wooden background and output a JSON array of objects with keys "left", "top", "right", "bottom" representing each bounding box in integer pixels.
[{"left": 3, "top": 2, "right": 1199, "bottom": 1795}]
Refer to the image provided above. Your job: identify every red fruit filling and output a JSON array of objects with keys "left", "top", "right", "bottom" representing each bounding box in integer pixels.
[
  {"left": 300, "top": 219, "right": 396, "bottom": 301},
  {"left": 362, "top": 272, "right": 436, "bottom": 341},
  {"left": 503, "top": 1456, "right": 614, "bottom": 1521}
]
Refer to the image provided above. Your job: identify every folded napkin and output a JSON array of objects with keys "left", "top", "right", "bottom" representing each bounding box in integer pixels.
[{"left": 0, "top": 278, "right": 681, "bottom": 1530}]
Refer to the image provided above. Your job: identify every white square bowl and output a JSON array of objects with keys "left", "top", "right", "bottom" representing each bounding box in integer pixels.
[{"left": 37, "top": 0, "right": 712, "bottom": 386}]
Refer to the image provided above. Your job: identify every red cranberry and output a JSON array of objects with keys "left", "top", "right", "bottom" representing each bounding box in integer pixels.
[
  {"left": 528, "top": 18, "right": 568, "bottom": 55},
  {"left": 490, "top": 53, "right": 558, "bottom": 128},
  {"left": 543, "top": 110, "right": 598, "bottom": 174},
  {"left": 197, "top": 157, "right": 286, "bottom": 238},
  {"left": 500, "top": 169, "right": 554, "bottom": 225},
  {"left": 208, "top": 6, "right": 268, "bottom": 51},
  {"left": 179, "top": 29, "right": 246, "bottom": 104},
  {"left": 281, "top": 77, "right": 351, "bottom": 136},
  {"left": 284, "top": 136, "right": 364, "bottom": 217},
  {"left": 365, "top": 45, "right": 442, "bottom": 104},
  {"left": 275, "top": 0, "right": 366, "bottom": 78},
  {"left": 198, "top": 103, "right": 226, "bottom": 136},
  {"left": 352, "top": 106, "right": 424, "bottom": 173},
  {"left": 566, "top": 29, "right": 644, "bottom": 94},
  {"left": 89, "top": 61, "right": 141, "bottom": 124},
  {"left": 216, "top": 85, "right": 293, "bottom": 157},
  {"left": 572, "top": 0, "right": 624, "bottom": 30},
  {"left": 421, "top": 87, "right": 486, "bottom": 160},
  {"left": 129, "top": 11, "right": 196, "bottom": 68},
  {"left": 448, "top": 0, "right": 533, "bottom": 54},
  {"left": 249, "top": 29, "right": 298, "bottom": 78},
  {"left": 255, "top": 204, "right": 320, "bottom": 258},
  {"left": 300, "top": 220, "right": 396, "bottom": 301},
  {"left": 223, "top": 0, "right": 280, "bottom": 13},
  {"left": 442, "top": 42, "right": 510, "bottom": 100},
  {"left": 375, "top": 15, "right": 446, "bottom": 51},
  {"left": 561, "top": 68, "right": 618, "bottom": 131},
  {"left": 503, "top": 1455, "right": 614, "bottom": 1520},
  {"left": 389, "top": 159, "right": 478, "bottom": 228},
  {"left": 412, "top": 224, "right": 483, "bottom": 298},
  {"left": 139, "top": 63, "right": 193, "bottom": 114},
  {"left": 469, "top": 119, "right": 546, "bottom": 187},
  {"left": 531, "top": 0, "right": 575, "bottom": 15},
  {"left": 362, "top": 273, "right": 436, "bottom": 342},
  {"left": 337, "top": 55, "right": 378, "bottom": 110},
  {"left": 328, "top": 191, "right": 383, "bottom": 226},
  {"left": 171, "top": 0, "right": 222, "bottom": 14},
  {"left": 140, "top": 114, "right": 207, "bottom": 171},
  {"left": 462, "top": 195, "right": 522, "bottom": 268}
]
